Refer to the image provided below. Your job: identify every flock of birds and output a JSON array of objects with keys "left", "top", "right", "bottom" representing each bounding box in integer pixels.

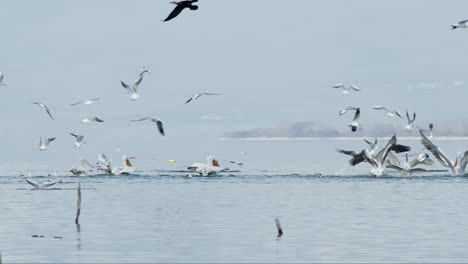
[{"left": 6, "top": 2, "right": 468, "bottom": 188}]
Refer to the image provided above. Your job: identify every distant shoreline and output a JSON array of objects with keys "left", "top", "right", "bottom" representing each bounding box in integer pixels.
[{"left": 220, "top": 137, "right": 468, "bottom": 141}]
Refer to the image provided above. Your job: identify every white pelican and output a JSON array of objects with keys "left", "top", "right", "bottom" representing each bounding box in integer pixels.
[
  {"left": 451, "top": 20, "right": 468, "bottom": 30},
  {"left": 32, "top": 102, "right": 54, "bottom": 120},
  {"left": 339, "top": 106, "right": 358, "bottom": 116},
  {"left": 405, "top": 110, "right": 416, "bottom": 132},
  {"left": 419, "top": 129, "right": 468, "bottom": 175},
  {"left": 25, "top": 178, "right": 57, "bottom": 189},
  {"left": 0, "top": 72, "right": 7, "bottom": 86},
  {"left": 348, "top": 108, "right": 361, "bottom": 132},
  {"left": 81, "top": 116, "right": 104, "bottom": 123},
  {"left": 39, "top": 137, "right": 56, "bottom": 151},
  {"left": 188, "top": 156, "right": 225, "bottom": 176},
  {"left": 331, "top": 83, "right": 360, "bottom": 95},
  {"left": 372, "top": 106, "right": 403, "bottom": 118},
  {"left": 70, "top": 98, "right": 100, "bottom": 106},
  {"left": 70, "top": 133, "right": 86, "bottom": 148},
  {"left": 185, "top": 93, "right": 221, "bottom": 104},
  {"left": 131, "top": 117, "right": 165, "bottom": 136}
]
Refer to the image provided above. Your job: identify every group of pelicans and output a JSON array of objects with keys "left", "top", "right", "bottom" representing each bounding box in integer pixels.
[{"left": 337, "top": 123, "right": 468, "bottom": 177}]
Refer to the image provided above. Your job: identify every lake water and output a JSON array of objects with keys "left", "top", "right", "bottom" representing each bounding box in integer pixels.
[{"left": 2, "top": 139, "right": 468, "bottom": 263}]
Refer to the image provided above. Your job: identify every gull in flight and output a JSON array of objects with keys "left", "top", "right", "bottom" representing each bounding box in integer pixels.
[
  {"left": 32, "top": 102, "right": 54, "bottom": 120},
  {"left": 405, "top": 110, "right": 416, "bottom": 132},
  {"left": 339, "top": 106, "right": 358, "bottom": 116},
  {"left": 0, "top": 72, "right": 7, "bottom": 86},
  {"left": 348, "top": 107, "right": 361, "bottom": 132},
  {"left": 70, "top": 98, "right": 100, "bottom": 106},
  {"left": 121, "top": 68, "right": 150, "bottom": 101},
  {"left": 331, "top": 83, "right": 360, "bottom": 95},
  {"left": 419, "top": 129, "right": 468, "bottom": 175},
  {"left": 131, "top": 117, "right": 165, "bottom": 136},
  {"left": 25, "top": 178, "right": 57, "bottom": 189},
  {"left": 451, "top": 20, "right": 468, "bottom": 30},
  {"left": 70, "top": 133, "right": 86, "bottom": 148},
  {"left": 39, "top": 137, "right": 56, "bottom": 151},
  {"left": 81, "top": 116, "right": 104, "bottom": 123},
  {"left": 372, "top": 106, "right": 403, "bottom": 118},
  {"left": 163, "top": 0, "right": 199, "bottom": 22},
  {"left": 185, "top": 93, "right": 221, "bottom": 104}
]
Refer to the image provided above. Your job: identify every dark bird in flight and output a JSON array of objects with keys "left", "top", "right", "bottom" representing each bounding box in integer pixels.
[{"left": 163, "top": 0, "right": 198, "bottom": 22}]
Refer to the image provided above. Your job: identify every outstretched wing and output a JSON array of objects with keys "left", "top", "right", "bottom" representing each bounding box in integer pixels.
[
  {"left": 372, "top": 106, "right": 388, "bottom": 112},
  {"left": 353, "top": 108, "right": 360, "bottom": 122},
  {"left": 121, "top": 80, "right": 130, "bottom": 90},
  {"left": 25, "top": 179, "right": 40, "bottom": 189},
  {"left": 155, "top": 120, "right": 165, "bottom": 136},
  {"left": 419, "top": 129, "right": 452, "bottom": 168},
  {"left": 163, "top": 4, "right": 185, "bottom": 22},
  {"left": 185, "top": 97, "right": 194, "bottom": 104},
  {"left": 349, "top": 85, "right": 360, "bottom": 91},
  {"left": 45, "top": 137, "right": 56, "bottom": 145},
  {"left": 131, "top": 117, "right": 151, "bottom": 122},
  {"left": 336, "top": 149, "right": 357, "bottom": 157},
  {"left": 70, "top": 133, "right": 79, "bottom": 139}
]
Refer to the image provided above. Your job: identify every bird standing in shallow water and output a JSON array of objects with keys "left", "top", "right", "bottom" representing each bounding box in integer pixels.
[{"left": 163, "top": 0, "right": 199, "bottom": 22}]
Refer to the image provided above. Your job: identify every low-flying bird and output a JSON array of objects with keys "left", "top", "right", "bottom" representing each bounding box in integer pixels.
[
  {"left": 70, "top": 133, "right": 86, "bottom": 148},
  {"left": 163, "top": 0, "right": 199, "bottom": 22},
  {"left": 25, "top": 178, "right": 57, "bottom": 189},
  {"left": 451, "top": 20, "right": 468, "bottom": 30},
  {"left": 70, "top": 98, "right": 100, "bottom": 106},
  {"left": 81, "top": 116, "right": 104, "bottom": 123},
  {"left": 32, "top": 102, "right": 54, "bottom": 120},
  {"left": 39, "top": 137, "right": 56, "bottom": 151},
  {"left": 332, "top": 83, "right": 360, "bottom": 95},
  {"left": 131, "top": 117, "right": 165, "bottom": 136},
  {"left": 185, "top": 93, "right": 221, "bottom": 104},
  {"left": 0, "top": 72, "right": 7, "bottom": 86},
  {"left": 348, "top": 108, "right": 361, "bottom": 132},
  {"left": 372, "top": 106, "right": 403, "bottom": 118},
  {"left": 405, "top": 110, "right": 416, "bottom": 132}
]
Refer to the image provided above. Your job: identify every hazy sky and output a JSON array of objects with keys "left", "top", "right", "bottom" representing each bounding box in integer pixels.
[{"left": 1, "top": 0, "right": 468, "bottom": 172}]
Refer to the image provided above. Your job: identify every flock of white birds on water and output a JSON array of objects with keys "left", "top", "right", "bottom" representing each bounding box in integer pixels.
[{"left": 4, "top": 2, "right": 468, "bottom": 189}]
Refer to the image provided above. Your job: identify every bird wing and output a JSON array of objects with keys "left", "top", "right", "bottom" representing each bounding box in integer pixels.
[
  {"left": 185, "top": 97, "right": 194, "bottom": 104},
  {"left": 411, "top": 112, "right": 416, "bottom": 123},
  {"left": 93, "top": 117, "right": 104, "bottom": 122},
  {"left": 80, "top": 158, "right": 96, "bottom": 169},
  {"left": 419, "top": 130, "right": 454, "bottom": 171},
  {"left": 45, "top": 137, "right": 56, "bottom": 145},
  {"left": 349, "top": 151, "right": 367, "bottom": 166},
  {"left": 163, "top": 4, "right": 185, "bottom": 22},
  {"left": 0, "top": 72, "right": 3, "bottom": 82},
  {"left": 353, "top": 108, "right": 360, "bottom": 122},
  {"left": 457, "top": 151, "right": 468, "bottom": 174},
  {"left": 132, "top": 75, "right": 144, "bottom": 91},
  {"left": 155, "top": 120, "right": 165, "bottom": 136},
  {"left": 372, "top": 106, "right": 388, "bottom": 111},
  {"left": 131, "top": 117, "right": 151, "bottom": 122},
  {"left": 332, "top": 83, "right": 344, "bottom": 89},
  {"left": 44, "top": 105, "right": 54, "bottom": 120},
  {"left": 201, "top": 93, "right": 221, "bottom": 95},
  {"left": 349, "top": 85, "right": 360, "bottom": 91},
  {"left": 70, "top": 100, "right": 84, "bottom": 106},
  {"left": 406, "top": 110, "right": 410, "bottom": 123},
  {"left": 387, "top": 164, "right": 405, "bottom": 172},
  {"left": 25, "top": 179, "right": 40, "bottom": 189},
  {"left": 42, "top": 181, "right": 56, "bottom": 188},
  {"left": 394, "top": 111, "right": 403, "bottom": 118},
  {"left": 386, "top": 152, "right": 401, "bottom": 167},
  {"left": 121, "top": 80, "right": 130, "bottom": 90},
  {"left": 70, "top": 133, "right": 78, "bottom": 139},
  {"left": 337, "top": 149, "right": 357, "bottom": 157}
]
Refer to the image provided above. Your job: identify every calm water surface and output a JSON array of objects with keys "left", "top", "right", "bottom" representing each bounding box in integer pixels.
[{"left": 2, "top": 139, "right": 468, "bottom": 263}]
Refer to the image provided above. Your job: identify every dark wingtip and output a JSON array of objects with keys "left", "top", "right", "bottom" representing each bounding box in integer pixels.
[
  {"left": 393, "top": 144, "right": 411, "bottom": 153},
  {"left": 190, "top": 5, "right": 198, "bottom": 10}
]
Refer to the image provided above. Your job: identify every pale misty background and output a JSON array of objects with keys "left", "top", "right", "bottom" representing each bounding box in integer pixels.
[{"left": 0, "top": 0, "right": 467, "bottom": 173}]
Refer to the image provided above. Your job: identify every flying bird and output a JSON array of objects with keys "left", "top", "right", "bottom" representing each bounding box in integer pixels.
[
  {"left": 405, "top": 110, "right": 416, "bottom": 132},
  {"left": 339, "top": 106, "right": 358, "bottom": 116},
  {"left": 332, "top": 83, "right": 360, "bottom": 95},
  {"left": 348, "top": 108, "right": 361, "bottom": 132},
  {"left": 32, "top": 102, "right": 54, "bottom": 120},
  {"left": 70, "top": 133, "right": 86, "bottom": 148},
  {"left": 39, "top": 137, "right": 56, "bottom": 151},
  {"left": 0, "top": 72, "right": 7, "bottom": 86},
  {"left": 185, "top": 93, "right": 221, "bottom": 104},
  {"left": 70, "top": 98, "right": 100, "bottom": 106},
  {"left": 451, "top": 20, "right": 468, "bottom": 30},
  {"left": 131, "top": 117, "right": 165, "bottom": 136},
  {"left": 81, "top": 116, "right": 104, "bottom": 123},
  {"left": 372, "top": 106, "right": 403, "bottom": 118},
  {"left": 25, "top": 178, "right": 57, "bottom": 189},
  {"left": 163, "top": 0, "right": 199, "bottom": 22}
]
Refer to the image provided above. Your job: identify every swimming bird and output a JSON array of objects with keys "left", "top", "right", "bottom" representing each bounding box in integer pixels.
[
  {"left": 405, "top": 110, "right": 416, "bottom": 132},
  {"left": 81, "top": 116, "right": 104, "bottom": 123},
  {"left": 332, "top": 83, "right": 360, "bottom": 95},
  {"left": 451, "top": 20, "right": 468, "bottom": 30},
  {"left": 121, "top": 69, "right": 150, "bottom": 101},
  {"left": 188, "top": 156, "right": 225, "bottom": 176},
  {"left": 339, "top": 106, "right": 358, "bottom": 116},
  {"left": 419, "top": 129, "right": 468, "bottom": 175},
  {"left": 0, "top": 72, "right": 7, "bottom": 86},
  {"left": 185, "top": 93, "right": 221, "bottom": 104},
  {"left": 372, "top": 106, "right": 403, "bottom": 118},
  {"left": 70, "top": 98, "right": 100, "bottom": 106},
  {"left": 70, "top": 133, "right": 86, "bottom": 148},
  {"left": 131, "top": 117, "right": 165, "bottom": 136},
  {"left": 39, "top": 137, "right": 56, "bottom": 151},
  {"left": 25, "top": 178, "right": 57, "bottom": 189},
  {"left": 163, "top": 0, "right": 198, "bottom": 22},
  {"left": 348, "top": 107, "right": 361, "bottom": 132},
  {"left": 32, "top": 102, "right": 54, "bottom": 120}
]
